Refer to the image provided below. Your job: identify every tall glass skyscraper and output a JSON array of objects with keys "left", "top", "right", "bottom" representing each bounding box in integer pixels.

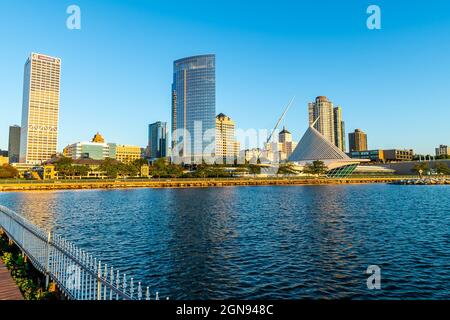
[
  {"left": 148, "top": 121, "right": 168, "bottom": 159},
  {"left": 171, "top": 55, "right": 216, "bottom": 163}
]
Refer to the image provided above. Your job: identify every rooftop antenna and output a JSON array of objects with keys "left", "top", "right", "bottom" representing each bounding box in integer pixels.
[{"left": 266, "top": 96, "right": 295, "bottom": 144}]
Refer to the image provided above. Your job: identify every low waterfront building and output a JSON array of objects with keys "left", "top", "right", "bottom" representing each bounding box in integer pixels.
[
  {"left": 264, "top": 127, "right": 298, "bottom": 162},
  {"left": 141, "top": 165, "right": 150, "bottom": 178},
  {"left": 353, "top": 165, "right": 396, "bottom": 175},
  {"left": 64, "top": 132, "right": 110, "bottom": 160},
  {"left": 11, "top": 163, "right": 39, "bottom": 178},
  {"left": 384, "top": 149, "right": 414, "bottom": 162},
  {"left": 350, "top": 149, "right": 413, "bottom": 162},
  {"left": 243, "top": 148, "right": 271, "bottom": 164},
  {"left": 64, "top": 141, "right": 111, "bottom": 160},
  {"left": 436, "top": 145, "right": 450, "bottom": 157},
  {"left": 113, "top": 144, "right": 142, "bottom": 164},
  {"left": 378, "top": 159, "right": 450, "bottom": 175},
  {"left": 288, "top": 124, "right": 369, "bottom": 177},
  {"left": 64, "top": 133, "right": 142, "bottom": 164},
  {"left": 264, "top": 142, "right": 284, "bottom": 162},
  {"left": 43, "top": 165, "right": 56, "bottom": 180},
  {"left": 349, "top": 150, "right": 385, "bottom": 162}
]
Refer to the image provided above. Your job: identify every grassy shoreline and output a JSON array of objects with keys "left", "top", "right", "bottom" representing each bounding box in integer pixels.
[{"left": 0, "top": 176, "right": 411, "bottom": 192}]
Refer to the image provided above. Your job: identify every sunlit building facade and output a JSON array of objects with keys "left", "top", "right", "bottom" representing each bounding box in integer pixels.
[
  {"left": 348, "top": 129, "right": 368, "bottom": 152},
  {"left": 308, "top": 96, "right": 335, "bottom": 145},
  {"left": 63, "top": 133, "right": 141, "bottom": 163},
  {"left": 63, "top": 133, "right": 110, "bottom": 160},
  {"left": 435, "top": 145, "right": 450, "bottom": 157},
  {"left": 279, "top": 127, "right": 297, "bottom": 160},
  {"left": 113, "top": 144, "right": 142, "bottom": 164},
  {"left": 171, "top": 55, "right": 216, "bottom": 163},
  {"left": 20, "top": 53, "right": 61, "bottom": 164},
  {"left": 215, "top": 113, "right": 240, "bottom": 163}
]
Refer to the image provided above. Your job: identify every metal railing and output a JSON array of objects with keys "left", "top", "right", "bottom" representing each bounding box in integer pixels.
[{"left": 0, "top": 205, "right": 163, "bottom": 300}]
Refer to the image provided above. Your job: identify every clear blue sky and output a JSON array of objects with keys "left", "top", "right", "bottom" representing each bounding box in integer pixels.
[{"left": 1, "top": 0, "right": 449, "bottom": 154}]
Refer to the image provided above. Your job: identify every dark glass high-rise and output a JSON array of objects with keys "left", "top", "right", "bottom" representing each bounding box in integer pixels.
[{"left": 171, "top": 54, "right": 216, "bottom": 163}]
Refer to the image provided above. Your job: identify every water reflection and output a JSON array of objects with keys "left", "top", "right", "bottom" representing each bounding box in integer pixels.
[{"left": 0, "top": 185, "right": 449, "bottom": 299}]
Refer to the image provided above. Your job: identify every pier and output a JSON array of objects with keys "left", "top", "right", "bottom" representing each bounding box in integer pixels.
[
  {"left": 0, "top": 260, "right": 23, "bottom": 300},
  {"left": 0, "top": 205, "right": 162, "bottom": 300}
]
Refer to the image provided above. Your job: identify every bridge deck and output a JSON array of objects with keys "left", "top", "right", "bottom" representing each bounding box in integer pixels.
[{"left": 0, "top": 260, "right": 23, "bottom": 300}]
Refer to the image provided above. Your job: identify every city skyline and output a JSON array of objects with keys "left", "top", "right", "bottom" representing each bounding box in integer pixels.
[{"left": 1, "top": 1, "right": 450, "bottom": 154}]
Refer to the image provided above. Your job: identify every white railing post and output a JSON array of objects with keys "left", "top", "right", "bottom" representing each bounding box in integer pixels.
[
  {"left": 45, "top": 231, "right": 52, "bottom": 289},
  {"left": 138, "top": 282, "right": 142, "bottom": 300},
  {"left": 97, "top": 260, "right": 102, "bottom": 300}
]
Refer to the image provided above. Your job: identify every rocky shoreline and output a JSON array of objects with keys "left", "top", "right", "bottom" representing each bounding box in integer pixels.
[
  {"left": 391, "top": 178, "right": 450, "bottom": 185},
  {"left": 0, "top": 177, "right": 406, "bottom": 192}
]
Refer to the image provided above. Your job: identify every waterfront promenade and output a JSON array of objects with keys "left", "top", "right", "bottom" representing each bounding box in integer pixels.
[
  {"left": 0, "top": 177, "right": 410, "bottom": 192},
  {"left": 0, "top": 260, "right": 22, "bottom": 300}
]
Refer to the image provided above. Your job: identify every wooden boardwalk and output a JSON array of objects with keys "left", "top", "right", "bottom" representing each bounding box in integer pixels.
[{"left": 0, "top": 259, "right": 23, "bottom": 300}]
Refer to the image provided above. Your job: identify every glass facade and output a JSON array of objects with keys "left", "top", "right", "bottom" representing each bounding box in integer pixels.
[
  {"left": 148, "top": 121, "right": 168, "bottom": 159},
  {"left": 326, "top": 164, "right": 358, "bottom": 178},
  {"left": 171, "top": 55, "right": 216, "bottom": 163}
]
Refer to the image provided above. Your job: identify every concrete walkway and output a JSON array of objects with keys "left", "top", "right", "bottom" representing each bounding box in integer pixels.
[{"left": 0, "top": 259, "right": 23, "bottom": 300}]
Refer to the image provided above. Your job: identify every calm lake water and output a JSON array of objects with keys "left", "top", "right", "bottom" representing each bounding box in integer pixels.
[{"left": 0, "top": 185, "right": 449, "bottom": 299}]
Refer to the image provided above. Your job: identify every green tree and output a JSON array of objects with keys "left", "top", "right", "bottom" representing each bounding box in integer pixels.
[
  {"left": 150, "top": 158, "right": 167, "bottom": 178},
  {"left": 277, "top": 163, "right": 300, "bottom": 175},
  {"left": 166, "top": 163, "right": 183, "bottom": 178},
  {"left": 124, "top": 163, "right": 139, "bottom": 177},
  {"left": 99, "top": 158, "right": 119, "bottom": 178},
  {"left": 435, "top": 162, "right": 450, "bottom": 175},
  {"left": 0, "top": 164, "right": 19, "bottom": 179},
  {"left": 132, "top": 158, "right": 149, "bottom": 168},
  {"left": 248, "top": 164, "right": 261, "bottom": 175},
  {"left": 412, "top": 162, "right": 429, "bottom": 176},
  {"left": 303, "top": 160, "right": 327, "bottom": 175},
  {"left": 194, "top": 165, "right": 210, "bottom": 178},
  {"left": 53, "top": 156, "right": 74, "bottom": 178},
  {"left": 73, "top": 165, "right": 90, "bottom": 177}
]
